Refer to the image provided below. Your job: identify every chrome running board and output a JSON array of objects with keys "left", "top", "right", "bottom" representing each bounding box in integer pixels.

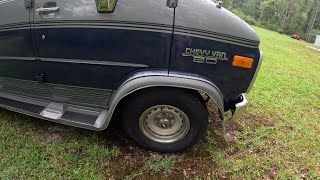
[
  {"left": 0, "top": 92, "right": 108, "bottom": 131},
  {"left": 41, "top": 102, "right": 65, "bottom": 120}
]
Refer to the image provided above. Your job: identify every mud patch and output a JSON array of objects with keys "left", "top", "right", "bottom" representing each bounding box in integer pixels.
[
  {"left": 216, "top": 113, "right": 276, "bottom": 146},
  {"left": 34, "top": 120, "right": 70, "bottom": 143},
  {"left": 205, "top": 98, "right": 276, "bottom": 146},
  {"left": 237, "top": 113, "right": 276, "bottom": 129}
]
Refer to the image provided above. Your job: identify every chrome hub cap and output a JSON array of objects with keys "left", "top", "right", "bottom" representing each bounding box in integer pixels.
[{"left": 139, "top": 105, "right": 190, "bottom": 143}]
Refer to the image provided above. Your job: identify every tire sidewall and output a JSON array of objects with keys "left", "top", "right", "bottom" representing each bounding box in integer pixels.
[{"left": 122, "top": 89, "right": 208, "bottom": 152}]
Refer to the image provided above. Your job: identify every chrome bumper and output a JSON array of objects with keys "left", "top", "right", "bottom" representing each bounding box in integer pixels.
[{"left": 230, "top": 93, "right": 249, "bottom": 120}]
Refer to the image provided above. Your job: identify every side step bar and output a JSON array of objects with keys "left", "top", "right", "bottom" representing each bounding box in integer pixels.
[
  {"left": 0, "top": 92, "right": 108, "bottom": 131},
  {"left": 41, "top": 102, "right": 65, "bottom": 120}
]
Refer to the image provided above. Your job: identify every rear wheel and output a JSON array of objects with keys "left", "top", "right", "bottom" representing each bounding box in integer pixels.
[{"left": 121, "top": 88, "right": 208, "bottom": 152}]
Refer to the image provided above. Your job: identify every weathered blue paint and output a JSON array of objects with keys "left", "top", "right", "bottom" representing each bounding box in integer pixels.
[
  {"left": 0, "top": 29, "right": 39, "bottom": 81},
  {"left": 0, "top": 25, "right": 260, "bottom": 107},
  {"left": 35, "top": 27, "right": 172, "bottom": 90},
  {"left": 170, "top": 34, "right": 261, "bottom": 103}
]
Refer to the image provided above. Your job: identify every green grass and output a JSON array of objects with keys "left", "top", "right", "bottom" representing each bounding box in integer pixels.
[
  {"left": 214, "top": 27, "right": 320, "bottom": 179},
  {"left": 246, "top": 27, "right": 320, "bottom": 178},
  {"left": 0, "top": 26, "right": 319, "bottom": 179}
]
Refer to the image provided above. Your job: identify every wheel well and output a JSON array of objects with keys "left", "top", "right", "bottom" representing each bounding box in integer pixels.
[{"left": 111, "top": 87, "right": 209, "bottom": 123}]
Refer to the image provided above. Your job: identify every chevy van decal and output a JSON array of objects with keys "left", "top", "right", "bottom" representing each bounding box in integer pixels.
[{"left": 182, "top": 48, "right": 228, "bottom": 64}]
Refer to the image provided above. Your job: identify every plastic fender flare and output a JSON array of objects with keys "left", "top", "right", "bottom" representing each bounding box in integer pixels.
[{"left": 94, "top": 71, "right": 225, "bottom": 130}]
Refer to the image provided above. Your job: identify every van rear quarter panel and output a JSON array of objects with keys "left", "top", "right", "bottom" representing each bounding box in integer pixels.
[
  {"left": 171, "top": 36, "right": 260, "bottom": 103},
  {"left": 172, "top": 0, "right": 261, "bottom": 103}
]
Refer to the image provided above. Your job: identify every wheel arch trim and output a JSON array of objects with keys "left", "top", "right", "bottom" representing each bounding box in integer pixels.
[{"left": 94, "top": 71, "right": 225, "bottom": 130}]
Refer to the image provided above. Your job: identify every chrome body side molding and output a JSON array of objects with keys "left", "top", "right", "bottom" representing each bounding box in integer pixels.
[
  {"left": 95, "top": 71, "right": 225, "bottom": 130},
  {"left": 0, "top": 56, "right": 149, "bottom": 68}
]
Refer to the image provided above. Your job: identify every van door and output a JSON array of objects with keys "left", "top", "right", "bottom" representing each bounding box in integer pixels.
[
  {"left": 0, "top": 0, "right": 50, "bottom": 100},
  {"left": 32, "top": 0, "right": 174, "bottom": 108}
]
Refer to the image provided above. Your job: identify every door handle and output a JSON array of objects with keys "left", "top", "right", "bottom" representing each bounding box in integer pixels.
[
  {"left": 35, "top": 73, "right": 47, "bottom": 83},
  {"left": 36, "top": 6, "right": 59, "bottom": 14}
]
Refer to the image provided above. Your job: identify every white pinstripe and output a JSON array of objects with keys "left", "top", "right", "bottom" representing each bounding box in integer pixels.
[{"left": 0, "top": 0, "right": 15, "bottom": 5}]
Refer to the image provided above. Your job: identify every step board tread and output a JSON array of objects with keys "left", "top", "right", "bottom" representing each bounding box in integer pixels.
[
  {"left": 0, "top": 96, "right": 44, "bottom": 114},
  {"left": 61, "top": 111, "right": 97, "bottom": 125},
  {"left": 0, "top": 93, "right": 106, "bottom": 130}
]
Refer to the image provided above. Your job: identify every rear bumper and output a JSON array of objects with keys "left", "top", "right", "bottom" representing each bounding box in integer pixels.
[{"left": 230, "top": 93, "right": 249, "bottom": 120}]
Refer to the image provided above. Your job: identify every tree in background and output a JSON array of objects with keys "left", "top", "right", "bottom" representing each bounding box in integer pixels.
[
  {"left": 222, "top": 0, "right": 320, "bottom": 42},
  {"left": 306, "top": 0, "right": 320, "bottom": 41}
]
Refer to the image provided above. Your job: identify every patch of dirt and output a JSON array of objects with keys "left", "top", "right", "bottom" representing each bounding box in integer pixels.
[
  {"left": 176, "top": 159, "right": 228, "bottom": 179},
  {"left": 237, "top": 113, "right": 276, "bottom": 129},
  {"left": 217, "top": 113, "right": 276, "bottom": 146},
  {"left": 205, "top": 98, "right": 276, "bottom": 147},
  {"left": 108, "top": 149, "right": 226, "bottom": 179},
  {"left": 34, "top": 120, "right": 70, "bottom": 143}
]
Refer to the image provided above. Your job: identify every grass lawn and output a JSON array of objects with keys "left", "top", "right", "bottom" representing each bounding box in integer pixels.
[{"left": 0, "top": 26, "right": 319, "bottom": 179}]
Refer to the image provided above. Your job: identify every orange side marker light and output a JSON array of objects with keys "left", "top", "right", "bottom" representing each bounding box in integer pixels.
[{"left": 232, "top": 56, "right": 254, "bottom": 69}]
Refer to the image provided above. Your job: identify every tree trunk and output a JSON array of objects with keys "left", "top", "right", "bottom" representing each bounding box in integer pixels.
[
  {"left": 259, "top": 7, "right": 265, "bottom": 21},
  {"left": 282, "top": 0, "right": 291, "bottom": 30},
  {"left": 306, "top": 1, "right": 320, "bottom": 42}
]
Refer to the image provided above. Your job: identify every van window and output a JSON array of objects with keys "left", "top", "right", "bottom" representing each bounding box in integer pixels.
[{"left": 95, "top": 0, "right": 118, "bottom": 13}]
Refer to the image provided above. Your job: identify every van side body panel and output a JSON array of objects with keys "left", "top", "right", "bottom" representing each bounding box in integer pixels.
[
  {"left": 172, "top": 0, "right": 261, "bottom": 104},
  {"left": 170, "top": 35, "right": 261, "bottom": 103},
  {"left": 32, "top": 0, "right": 174, "bottom": 107}
]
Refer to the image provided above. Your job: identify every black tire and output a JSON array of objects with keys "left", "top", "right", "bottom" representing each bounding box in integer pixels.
[{"left": 121, "top": 87, "right": 208, "bottom": 152}]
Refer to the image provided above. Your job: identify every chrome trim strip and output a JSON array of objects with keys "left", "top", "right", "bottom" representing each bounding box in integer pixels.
[
  {"left": 0, "top": 0, "right": 15, "bottom": 5},
  {"left": 175, "top": 29, "right": 259, "bottom": 47},
  {"left": 34, "top": 25, "right": 171, "bottom": 34},
  {"left": 0, "top": 56, "right": 35, "bottom": 61},
  {"left": 40, "top": 58, "right": 149, "bottom": 68},
  {"left": 0, "top": 56, "right": 149, "bottom": 68},
  {"left": 0, "top": 27, "right": 30, "bottom": 32},
  {"left": 34, "top": 20, "right": 173, "bottom": 28},
  {"left": 246, "top": 51, "right": 263, "bottom": 92},
  {"left": 0, "top": 22, "right": 29, "bottom": 27},
  {"left": 175, "top": 26, "right": 259, "bottom": 44},
  {"left": 174, "top": 31, "right": 258, "bottom": 48},
  {"left": 0, "top": 76, "right": 113, "bottom": 92},
  {"left": 35, "top": 22, "right": 173, "bottom": 31},
  {"left": 0, "top": 25, "right": 170, "bottom": 34},
  {"left": 46, "top": 82, "right": 112, "bottom": 92}
]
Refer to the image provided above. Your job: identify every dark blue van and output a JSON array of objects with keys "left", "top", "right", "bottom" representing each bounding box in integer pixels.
[{"left": 0, "top": 0, "right": 263, "bottom": 152}]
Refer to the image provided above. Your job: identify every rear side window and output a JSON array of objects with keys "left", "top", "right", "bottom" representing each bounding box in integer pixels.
[{"left": 95, "top": 0, "right": 118, "bottom": 13}]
